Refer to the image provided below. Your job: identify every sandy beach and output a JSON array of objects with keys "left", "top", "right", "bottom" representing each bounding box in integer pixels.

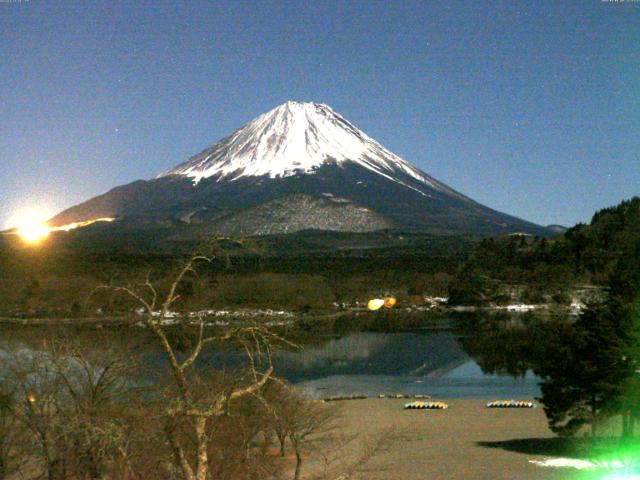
[{"left": 331, "top": 398, "right": 574, "bottom": 480}]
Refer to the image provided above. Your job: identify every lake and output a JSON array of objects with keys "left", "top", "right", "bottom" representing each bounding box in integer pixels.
[{"left": 0, "top": 324, "right": 541, "bottom": 400}]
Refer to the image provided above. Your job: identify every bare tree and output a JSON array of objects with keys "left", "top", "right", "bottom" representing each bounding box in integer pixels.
[
  {"left": 1, "top": 337, "right": 141, "bottom": 480},
  {"left": 0, "top": 384, "right": 27, "bottom": 480},
  {"left": 288, "top": 397, "right": 338, "bottom": 480},
  {"left": 99, "top": 245, "right": 292, "bottom": 480},
  {"left": 259, "top": 380, "right": 339, "bottom": 480},
  {"left": 260, "top": 380, "right": 296, "bottom": 457},
  {"left": 7, "top": 348, "right": 72, "bottom": 480},
  {"left": 264, "top": 386, "right": 394, "bottom": 480}
]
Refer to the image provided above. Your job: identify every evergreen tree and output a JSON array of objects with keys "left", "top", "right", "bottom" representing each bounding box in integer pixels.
[
  {"left": 448, "top": 196, "right": 640, "bottom": 306},
  {"left": 538, "top": 237, "right": 640, "bottom": 437},
  {"left": 608, "top": 240, "right": 640, "bottom": 437},
  {"left": 538, "top": 303, "right": 627, "bottom": 436}
]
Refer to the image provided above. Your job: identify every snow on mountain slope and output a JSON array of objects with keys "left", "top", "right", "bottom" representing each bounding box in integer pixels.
[{"left": 158, "top": 101, "right": 463, "bottom": 200}]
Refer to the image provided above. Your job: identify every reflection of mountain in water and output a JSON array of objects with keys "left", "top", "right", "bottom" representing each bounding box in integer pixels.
[
  {"left": 272, "top": 332, "right": 469, "bottom": 382},
  {"left": 0, "top": 330, "right": 468, "bottom": 382},
  {"left": 0, "top": 326, "right": 542, "bottom": 399}
]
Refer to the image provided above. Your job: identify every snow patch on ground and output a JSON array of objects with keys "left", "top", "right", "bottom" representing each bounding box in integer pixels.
[
  {"left": 529, "top": 457, "right": 596, "bottom": 469},
  {"left": 133, "top": 308, "right": 295, "bottom": 326},
  {"left": 503, "top": 304, "right": 537, "bottom": 312},
  {"left": 570, "top": 298, "right": 586, "bottom": 314}
]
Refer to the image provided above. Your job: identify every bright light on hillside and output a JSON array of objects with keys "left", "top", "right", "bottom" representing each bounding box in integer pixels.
[
  {"left": 7, "top": 208, "right": 52, "bottom": 245},
  {"left": 17, "top": 219, "right": 50, "bottom": 245}
]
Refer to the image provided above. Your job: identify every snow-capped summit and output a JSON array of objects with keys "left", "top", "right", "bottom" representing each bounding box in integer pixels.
[
  {"left": 50, "top": 101, "right": 549, "bottom": 237},
  {"left": 158, "top": 101, "right": 459, "bottom": 199}
]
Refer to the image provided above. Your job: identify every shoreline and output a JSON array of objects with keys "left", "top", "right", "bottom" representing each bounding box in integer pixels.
[{"left": 0, "top": 302, "right": 581, "bottom": 327}]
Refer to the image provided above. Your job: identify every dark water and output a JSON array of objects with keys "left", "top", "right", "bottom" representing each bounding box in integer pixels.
[
  {"left": 0, "top": 324, "right": 541, "bottom": 400},
  {"left": 273, "top": 331, "right": 540, "bottom": 399}
]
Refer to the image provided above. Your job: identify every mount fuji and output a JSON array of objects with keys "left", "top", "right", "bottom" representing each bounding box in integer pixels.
[{"left": 50, "top": 101, "right": 548, "bottom": 237}]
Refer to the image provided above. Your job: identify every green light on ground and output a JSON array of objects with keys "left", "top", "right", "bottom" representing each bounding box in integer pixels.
[{"left": 599, "top": 475, "right": 640, "bottom": 480}]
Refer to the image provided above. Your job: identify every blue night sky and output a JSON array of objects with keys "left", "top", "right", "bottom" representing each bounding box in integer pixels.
[{"left": 1, "top": 0, "right": 639, "bottom": 228}]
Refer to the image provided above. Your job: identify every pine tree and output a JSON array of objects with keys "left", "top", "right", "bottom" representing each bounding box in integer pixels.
[
  {"left": 608, "top": 240, "right": 640, "bottom": 437},
  {"left": 538, "top": 238, "right": 640, "bottom": 437},
  {"left": 538, "top": 303, "right": 627, "bottom": 436}
]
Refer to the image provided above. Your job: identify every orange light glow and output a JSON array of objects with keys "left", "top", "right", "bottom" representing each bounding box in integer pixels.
[
  {"left": 53, "top": 217, "right": 115, "bottom": 231},
  {"left": 17, "top": 221, "right": 50, "bottom": 244},
  {"left": 10, "top": 209, "right": 52, "bottom": 245},
  {"left": 5, "top": 211, "right": 116, "bottom": 245},
  {"left": 383, "top": 297, "right": 397, "bottom": 308}
]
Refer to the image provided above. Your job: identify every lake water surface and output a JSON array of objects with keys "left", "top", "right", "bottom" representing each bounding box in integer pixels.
[{"left": 0, "top": 326, "right": 541, "bottom": 400}]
